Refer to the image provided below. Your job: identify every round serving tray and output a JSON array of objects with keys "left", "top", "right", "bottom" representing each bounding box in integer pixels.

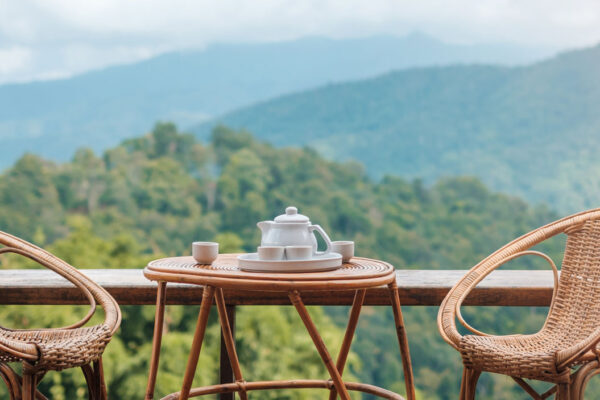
[
  {"left": 238, "top": 252, "right": 342, "bottom": 273},
  {"left": 145, "top": 255, "right": 395, "bottom": 287}
]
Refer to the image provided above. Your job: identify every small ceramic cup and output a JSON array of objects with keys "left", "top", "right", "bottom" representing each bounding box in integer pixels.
[
  {"left": 192, "top": 241, "right": 219, "bottom": 264},
  {"left": 258, "top": 246, "right": 285, "bottom": 260},
  {"left": 285, "top": 245, "right": 313, "bottom": 260},
  {"left": 331, "top": 241, "right": 354, "bottom": 262}
]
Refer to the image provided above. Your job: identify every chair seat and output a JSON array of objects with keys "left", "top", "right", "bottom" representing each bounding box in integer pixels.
[
  {"left": 459, "top": 332, "right": 576, "bottom": 382},
  {"left": 0, "top": 325, "right": 112, "bottom": 371}
]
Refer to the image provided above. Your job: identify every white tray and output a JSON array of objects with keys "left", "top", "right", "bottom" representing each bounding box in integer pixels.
[{"left": 238, "top": 252, "right": 342, "bottom": 273}]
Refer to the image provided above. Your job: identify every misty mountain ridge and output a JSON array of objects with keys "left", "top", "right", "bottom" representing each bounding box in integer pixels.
[
  {"left": 0, "top": 32, "right": 557, "bottom": 168},
  {"left": 196, "top": 43, "right": 600, "bottom": 212}
]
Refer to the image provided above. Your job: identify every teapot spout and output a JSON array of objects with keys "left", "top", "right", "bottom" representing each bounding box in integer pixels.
[{"left": 257, "top": 221, "right": 272, "bottom": 234}]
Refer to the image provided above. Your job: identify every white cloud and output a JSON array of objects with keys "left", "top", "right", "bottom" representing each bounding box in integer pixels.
[
  {"left": 0, "top": 0, "right": 599, "bottom": 84},
  {"left": 61, "top": 43, "right": 160, "bottom": 72},
  {"left": 0, "top": 46, "right": 33, "bottom": 75},
  {"left": 21, "top": 0, "right": 599, "bottom": 46}
]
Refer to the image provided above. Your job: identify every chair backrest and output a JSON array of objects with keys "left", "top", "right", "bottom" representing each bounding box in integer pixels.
[
  {"left": 0, "top": 230, "right": 121, "bottom": 335},
  {"left": 545, "top": 218, "right": 600, "bottom": 341}
]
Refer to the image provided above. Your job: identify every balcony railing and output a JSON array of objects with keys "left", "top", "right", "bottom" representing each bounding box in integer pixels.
[
  {"left": 0, "top": 268, "right": 555, "bottom": 400},
  {"left": 0, "top": 269, "right": 554, "bottom": 306}
]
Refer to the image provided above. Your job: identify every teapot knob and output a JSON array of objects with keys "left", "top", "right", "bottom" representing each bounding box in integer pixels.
[{"left": 285, "top": 206, "right": 298, "bottom": 215}]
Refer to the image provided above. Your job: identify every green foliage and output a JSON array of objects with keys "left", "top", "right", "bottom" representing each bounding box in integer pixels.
[
  {"left": 214, "top": 233, "right": 244, "bottom": 253},
  {"left": 0, "top": 123, "right": 566, "bottom": 399},
  {"left": 236, "top": 306, "right": 361, "bottom": 399},
  {"left": 201, "top": 45, "right": 600, "bottom": 213}
]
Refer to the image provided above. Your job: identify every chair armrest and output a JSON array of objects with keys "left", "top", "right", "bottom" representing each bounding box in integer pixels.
[
  {"left": 0, "top": 230, "right": 121, "bottom": 336},
  {"left": 438, "top": 209, "right": 600, "bottom": 350},
  {"left": 0, "top": 336, "right": 38, "bottom": 362},
  {"left": 0, "top": 247, "right": 98, "bottom": 330},
  {"left": 438, "top": 249, "right": 558, "bottom": 350},
  {"left": 557, "top": 326, "right": 600, "bottom": 370}
]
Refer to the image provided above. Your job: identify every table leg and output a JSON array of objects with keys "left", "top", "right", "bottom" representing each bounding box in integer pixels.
[
  {"left": 180, "top": 285, "right": 215, "bottom": 400},
  {"left": 219, "top": 305, "right": 236, "bottom": 400},
  {"left": 288, "top": 290, "right": 351, "bottom": 400},
  {"left": 145, "top": 281, "right": 167, "bottom": 400},
  {"left": 388, "top": 281, "right": 415, "bottom": 400},
  {"left": 215, "top": 288, "right": 248, "bottom": 400},
  {"left": 328, "top": 289, "right": 366, "bottom": 400}
]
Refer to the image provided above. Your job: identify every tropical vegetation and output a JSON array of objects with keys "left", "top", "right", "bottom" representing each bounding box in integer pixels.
[{"left": 0, "top": 123, "right": 588, "bottom": 399}]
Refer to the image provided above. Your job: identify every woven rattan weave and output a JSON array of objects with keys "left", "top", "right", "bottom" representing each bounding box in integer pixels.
[
  {"left": 438, "top": 208, "right": 600, "bottom": 399},
  {"left": 144, "top": 255, "right": 415, "bottom": 400},
  {"left": 0, "top": 231, "right": 121, "bottom": 400}
]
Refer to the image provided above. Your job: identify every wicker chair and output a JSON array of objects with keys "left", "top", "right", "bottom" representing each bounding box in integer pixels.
[
  {"left": 438, "top": 209, "right": 600, "bottom": 400},
  {"left": 0, "top": 231, "right": 121, "bottom": 399}
]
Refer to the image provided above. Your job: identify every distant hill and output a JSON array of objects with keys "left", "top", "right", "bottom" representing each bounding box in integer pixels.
[
  {"left": 0, "top": 33, "right": 556, "bottom": 168},
  {"left": 197, "top": 44, "right": 600, "bottom": 212}
]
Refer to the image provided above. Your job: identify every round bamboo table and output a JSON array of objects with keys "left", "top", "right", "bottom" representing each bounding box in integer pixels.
[{"left": 143, "top": 254, "right": 415, "bottom": 400}]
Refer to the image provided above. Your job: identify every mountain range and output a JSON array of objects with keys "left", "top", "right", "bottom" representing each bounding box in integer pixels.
[
  {"left": 197, "top": 44, "right": 600, "bottom": 212},
  {"left": 0, "top": 33, "right": 556, "bottom": 168}
]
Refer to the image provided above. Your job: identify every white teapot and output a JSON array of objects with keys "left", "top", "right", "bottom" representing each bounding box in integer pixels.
[{"left": 257, "top": 206, "right": 332, "bottom": 255}]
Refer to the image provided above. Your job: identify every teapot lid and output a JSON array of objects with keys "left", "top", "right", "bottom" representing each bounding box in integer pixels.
[{"left": 274, "top": 206, "right": 310, "bottom": 223}]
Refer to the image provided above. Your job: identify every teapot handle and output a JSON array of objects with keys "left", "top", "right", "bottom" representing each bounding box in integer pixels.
[{"left": 309, "top": 224, "right": 332, "bottom": 255}]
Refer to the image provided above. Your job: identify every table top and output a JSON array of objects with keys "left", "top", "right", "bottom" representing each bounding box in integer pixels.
[{"left": 144, "top": 254, "right": 396, "bottom": 291}]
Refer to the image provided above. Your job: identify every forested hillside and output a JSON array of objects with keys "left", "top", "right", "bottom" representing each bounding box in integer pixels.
[
  {"left": 199, "top": 44, "right": 600, "bottom": 213},
  {"left": 0, "top": 124, "right": 573, "bottom": 399}
]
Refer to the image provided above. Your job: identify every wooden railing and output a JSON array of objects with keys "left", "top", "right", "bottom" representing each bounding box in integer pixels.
[
  {"left": 0, "top": 269, "right": 555, "bottom": 306},
  {"left": 0, "top": 269, "right": 555, "bottom": 400}
]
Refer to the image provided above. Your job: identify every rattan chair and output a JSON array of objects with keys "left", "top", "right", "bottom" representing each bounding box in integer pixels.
[
  {"left": 0, "top": 231, "right": 121, "bottom": 399},
  {"left": 438, "top": 209, "right": 600, "bottom": 400}
]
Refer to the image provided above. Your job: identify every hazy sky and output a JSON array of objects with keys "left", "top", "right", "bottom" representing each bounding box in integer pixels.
[{"left": 1, "top": 0, "right": 599, "bottom": 84}]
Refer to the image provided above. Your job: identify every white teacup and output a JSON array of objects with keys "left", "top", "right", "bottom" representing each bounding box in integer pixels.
[
  {"left": 258, "top": 246, "right": 285, "bottom": 260},
  {"left": 192, "top": 241, "right": 219, "bottom": 264},
  {"left": 331, "top": 241, "right": 354, "bottom": 262},
  {"left": 285, "top": 245, "right": 313, "bottom": 260}
]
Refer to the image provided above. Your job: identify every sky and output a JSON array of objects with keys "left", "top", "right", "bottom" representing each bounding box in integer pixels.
[{"left": 1, "top": 0, "right": 600, "bottom": 84}]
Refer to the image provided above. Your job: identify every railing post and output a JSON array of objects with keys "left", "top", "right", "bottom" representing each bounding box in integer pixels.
[{"left": 219, "top": 305, "right": 236, "bottom": 400}]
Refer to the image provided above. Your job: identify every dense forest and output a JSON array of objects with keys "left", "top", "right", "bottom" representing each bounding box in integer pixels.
[
  {"left": 0, "top": 123, "right": 584, "bottom": 399},
  {"left": 199, "top": 44, "right": 600, "bottom": 213}
]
